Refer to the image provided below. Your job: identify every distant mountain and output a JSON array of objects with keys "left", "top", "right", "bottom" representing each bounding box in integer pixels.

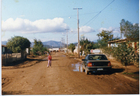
[
  {"left": 2, "top": 41, "right": 7, "bottom": 45},
  {"left": 30, "top": 41, "right": 62, "bottom": 48},
  {"left": 2, "top": 40, "right": 72, "bottom": 48},
  {"left": 42, "top": 40, "right": 62, "bottom": 48}
]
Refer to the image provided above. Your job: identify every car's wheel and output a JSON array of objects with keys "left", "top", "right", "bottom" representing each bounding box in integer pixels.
[
  {"left": 85, "top": 69, "right": 89, "bottom": 75},
  {"left": 82, "top": 66, "right": 85, "bottom": 72}
]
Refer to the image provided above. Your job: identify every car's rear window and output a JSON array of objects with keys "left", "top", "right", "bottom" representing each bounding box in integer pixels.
[{"left": 88, "top": 55, "right": 108, "bottom": 60}]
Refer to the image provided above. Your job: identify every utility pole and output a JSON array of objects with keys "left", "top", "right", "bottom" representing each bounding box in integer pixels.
[
  {"left": 60, "top": 39, "right": 62, "bottom": 51},
  {"left": 67, "top": 34, "right": 68, "bottom": 53},
  {"left": 73, "top": 8, "right": 82, "bottom": 58},
  {"left": 65, "top": 29, "right": 69, "bottom": 53},
  {"left": 61, "top": 37, "right": 64, "bottom": 51}
]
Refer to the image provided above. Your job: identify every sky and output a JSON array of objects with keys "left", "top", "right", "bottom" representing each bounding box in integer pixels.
[{"left": 1, "top": 0, "right": 139, "bottom": 44}]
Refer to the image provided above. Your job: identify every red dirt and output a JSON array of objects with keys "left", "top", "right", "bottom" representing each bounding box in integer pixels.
[{"left": 2, "top": 52, "right": 139, "bottom": 95}]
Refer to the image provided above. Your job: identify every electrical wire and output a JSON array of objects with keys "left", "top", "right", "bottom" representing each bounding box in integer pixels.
[
  {"left": 83, "top": 0, "right": 115, "bottom": 26},
  {"left": 68, "top": 0, "right": 115, "bottom": 42}
]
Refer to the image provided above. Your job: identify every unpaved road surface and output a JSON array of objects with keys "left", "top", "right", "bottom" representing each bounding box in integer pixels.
[{"left": 2, "top": 52, "right": 139, "bottom": 95}]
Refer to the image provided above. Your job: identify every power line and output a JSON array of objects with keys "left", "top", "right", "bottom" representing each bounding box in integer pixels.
[
  {"left": 83, "top": 12, "right": 101, "bottom": 26},
  {"left": 100, "top": 0, "right": 115, "bottom": 12},
  {"left": 55, "top": 11, "right": 100, "bottom": 19},
  {"left": 68, "top": 0, "right": 115, "bottom": 42},
  {"left": 83, "top": 0, "right": 115, "bottom": 26}
]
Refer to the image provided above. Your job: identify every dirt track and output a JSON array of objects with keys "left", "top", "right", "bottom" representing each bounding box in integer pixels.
[{"left": 2, "top": 52, "right": 139, "bottom": 95}]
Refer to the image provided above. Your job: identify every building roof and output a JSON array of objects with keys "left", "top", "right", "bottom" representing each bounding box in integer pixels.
[
  {"left": 2, "top": 45, "right": 7, "bottom": 47},
  {"left": 108, "top": 39, "right": 127, "bottom": 44}
]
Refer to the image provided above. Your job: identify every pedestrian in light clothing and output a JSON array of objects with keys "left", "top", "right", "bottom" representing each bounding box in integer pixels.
[{"left": 47, "top": 52, "right": 52, "bottom": 67}]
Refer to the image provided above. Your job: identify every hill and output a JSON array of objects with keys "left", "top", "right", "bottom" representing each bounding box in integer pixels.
[{"left": 2, "top": 40, "right": 67, "bottom": 48}]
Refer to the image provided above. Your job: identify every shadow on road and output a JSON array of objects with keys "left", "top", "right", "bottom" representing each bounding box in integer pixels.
[
  {"left": 4, "top": 58, "right": 59, "bottom": 67},
  {"left": 4, "top": 58, "right": 42, "bottom": 66},
  {"left": 4, "top": 59, "right": 33, "bottom": 66},
  {"left": 134, "top": 71, "right": 139, "bottom": 74},
  {"left": 2, "top": 90, "right": 25, "bottom": 95},
  {"left": 88, "top": 68, "right": 125, "bottom": 75}
]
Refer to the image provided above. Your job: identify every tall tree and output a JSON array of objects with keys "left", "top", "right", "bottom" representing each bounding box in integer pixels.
[
  {"left": 97, "top": 39, "right": 108, "bottom": 48},
  {"left": 120, "top": 19, "right": 139, "bottom": 41},
  {"left": 32, "top": 39, "right": 47, "bottom": 55},
  {"left": 97, "top": 30, "right": 113, "bottom": 42},
  {"left": 80, "top": 36, "right": 97, "bottom": 54},
  {"left": 6, "top": 36, "right": 31, "bottom": 59},
  {"left": 68, "top": 43, "right": 75, "bottom": 52},
  {"left": 120, "top": 19, "right": 126, "bottom": 38}
]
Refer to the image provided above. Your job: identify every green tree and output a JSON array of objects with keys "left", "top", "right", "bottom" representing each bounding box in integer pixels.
[
  {"left": 102, "top": 42, "right": 139, "bottom": 68},
  {"left": 97, "top": 30, "right": 113, "bottom": 42},
  {"left": 97, "top": 39, "right": 108, "bottom": 48},
  {"left": 32, "top": 39, "right": 48, "bottom": 55},
  {"left": 120, "top": 19, "right": 139, "bottom": 41},
  {"left": 80, "top": 38, "right": 90, "bottom": 52},
  {"left": 80, "top": 36, "right": 97, "bottom": 54},
  {"left": 68, "top": 43, "right": 75, "bottom": 52},
  {"left": 6, "top": 36, "right": 31, "bottom": 59}
]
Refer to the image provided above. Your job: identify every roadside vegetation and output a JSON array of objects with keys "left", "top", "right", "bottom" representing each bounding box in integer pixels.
[
  {"left": 102, "top": 43, "right": 139, "bottom": 67},
  {"left": 68, "top": 19, "right": 139, "bottom": 68},
  {"left": 68, "top": 43, "right": 75, "bottom": 53},
  {"left": 97, "top": 19, "right": 139, "bottom": 67},
  {"left": 31, "top": 39, "right": 48, "bottom": 55},
  {"left": 6, "top": 36, "right": 31, "bottom": 59},
  {"left": 80, "top": 36, "right": 99, "bottom": 55}
]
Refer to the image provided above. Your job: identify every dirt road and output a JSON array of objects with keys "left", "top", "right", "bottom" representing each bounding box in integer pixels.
[{"left": 2, "top": 52, "right": 139, "bottom": 95}]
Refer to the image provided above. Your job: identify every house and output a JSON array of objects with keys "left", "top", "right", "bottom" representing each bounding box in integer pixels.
[
  {"left": 49, "top": 48, "right": 60, "bottom": 52},
  {"left": 108, "top": 39, "right": 127, "bottom": 47},
  {"left": 2, "top": 45, "right": 13, "bottom": 54},
  {"left": 2, "top": 45, "right": 7, "bottom": 54},
  {"left": 60, "top": 48, "right": 68, "bottom": 52},
  {"left": 90, "top": 49, "right": 102, "bottom": 54},
  {"left": 74, "top": 44, "right": 81, "bottom": 54},
  {"left": 108, "top": 39, "right": 139, "bottom": 53}
]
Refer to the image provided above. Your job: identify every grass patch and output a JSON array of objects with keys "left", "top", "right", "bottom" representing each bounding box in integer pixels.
[
  {"left": 68, "top": 54, "right": 74, "bottom": 56},
  {"left": 123, "top": 72, "right": 134, "bottom": 75},
  {"left": 132, "top": 76, "right": 139, "bottom": 79}
]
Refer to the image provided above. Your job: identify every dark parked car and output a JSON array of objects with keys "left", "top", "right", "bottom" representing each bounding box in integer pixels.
[{"left": 82, "top": 54, "right": 112, "bottom": 74}]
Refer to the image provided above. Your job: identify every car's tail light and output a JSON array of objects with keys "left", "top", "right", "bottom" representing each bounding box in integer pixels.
[
  {"left": 108, "top": 62, "right": 111, "bottom": 66},
  {"left": 87, "top": 62, "right": 92, "bottom": 67}
]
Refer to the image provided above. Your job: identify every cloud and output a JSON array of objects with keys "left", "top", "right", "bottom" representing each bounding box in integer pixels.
[
  {"left": 79, "top": 26, "right": 95, "bottom": 33},
  {"left": 99, "top": 27, "right": 120, "bottom": 33},
  {"left": 20, "top": 15, "right": 25, "bottom": 17},
  {"left": 2, "top": 18, "right": 69, "bottom": 33}
]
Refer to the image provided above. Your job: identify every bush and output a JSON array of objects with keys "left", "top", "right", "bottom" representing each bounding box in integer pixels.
[
  {"left": 32, "top": 39, "right": 48, "bottom": 55},
  {"left": 102, "top": 42, "right": 139, "bottom": 66}
]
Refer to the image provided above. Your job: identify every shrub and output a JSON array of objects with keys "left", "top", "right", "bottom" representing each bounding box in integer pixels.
[
  {"left": 102, "top": 42, "right": 139, "bottom": 67},
  {"left": 32, "top": 39, "right": 48, "bottom": 55}
]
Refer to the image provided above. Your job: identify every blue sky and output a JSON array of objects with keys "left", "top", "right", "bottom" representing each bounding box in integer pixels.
[{"left": 1, "top": 0, "right": 139, "bottom": 44}]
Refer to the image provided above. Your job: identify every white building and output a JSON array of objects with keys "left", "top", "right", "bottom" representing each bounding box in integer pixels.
[
  {"left": 60, "top": 48, "right": 67, "bottom": 52},
  {"left": 74, "top": 44, "right": 81, "bottom": 54},
  {"left": 49, "top": 48, "right": 60, "bottom": 52}
]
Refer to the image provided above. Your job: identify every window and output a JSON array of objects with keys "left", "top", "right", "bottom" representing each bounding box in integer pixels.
[
  {"left": 88, "top": 55, "right": 107, "bottom": 60},
  {"left": 85, "top": 55, "right": 88, "bottom": 60}
]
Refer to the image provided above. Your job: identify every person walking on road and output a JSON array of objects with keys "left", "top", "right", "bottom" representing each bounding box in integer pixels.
[{"left": 47, "top": 52, "right": 52, "bottom": 67}]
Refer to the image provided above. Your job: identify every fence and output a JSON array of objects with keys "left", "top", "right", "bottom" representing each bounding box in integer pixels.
[{"left": 2, "top": 53, "right": 21, "bottom": 66}]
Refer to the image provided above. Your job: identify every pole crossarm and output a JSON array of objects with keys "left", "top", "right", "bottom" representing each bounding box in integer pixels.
[{"left": 73, "top": 8, "right": 82, "bottom": 10}]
